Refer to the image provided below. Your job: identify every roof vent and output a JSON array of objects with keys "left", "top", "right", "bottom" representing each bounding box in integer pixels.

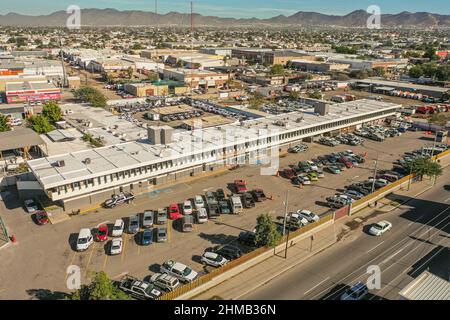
[
  {"left": 54, "top": 160, "right": 65, "bottom": 167},
  {"left": 84, "top": 158, "right": 91, "bottom": 164}
]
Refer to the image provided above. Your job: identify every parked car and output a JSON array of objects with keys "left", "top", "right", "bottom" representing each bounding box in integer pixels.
[
  {"left": 238, "top": 231, "right": 257, "bottom": 247},
  {"left": 251, "top": 189, "right": 267, "bottom": 202},
  {"left": 168, "top": 204, "right": 183, "bottom": 220},
  {"left": 160, "top": 260, "right": 198, "bottom": 283},
  {"left": 76, "top": 228, "right": 94, "bottom": 251},
  {"left": 216, "top": 189, "right": 226, "bottom": 200},
  {"left": 286, "top": 212, "right": 308, "bottom": 227},
  {"left": 212, "top": 245, "right": 243, "bottom": 260},
  {"left": 369, "top": 220, "right": 392, "bottom": 236},
  {"left": 201, "top": 252, "right": 229, "bottom": 268},
  {"left": 182, "top": 215, "right": 194, "bottom": 232},
  {"left": 142, "top": 210, "right": 155, "bottom": 228},
  {"left": 128, "top": 215, "right": 140, "bottom": 234},
  {"left": 97, "top": 224, "right": 108, "bottom": 242},
  {"left": 110, "top": 238, "right": 123, "bottom": 255},
  {"left": 344, "top": 190, "right": 365, "bottom": 200},
  {"left": 119, "top": 277, "right": 162, "bottom": 300},
  {"left": 298, "top": 210, "right": 319, "bottom": 223},
  {"left": 218, "top": 200, "right": 231, "bottom": 214},
  {"left": 35, "top": 211, "right": 49, "bottom": 225},
  {"left": 112, "top": 219, "right": 125, "bottom": 237},
  {"left": 340, "top": 282, "right": 369, "bottom": 300},
  {"left": 104, "top": 192, "right": 135, "bottom": 208},
  {"left": 156, "top": 208, "right": 167, "bottom": 225},
  {"left": 230, "top": 196, "right": 243, "bottom": 214},
  {"left": 194, "top": 195, "right": 205, "bottom": 210},
  {"left": 234, "top": 180, "right": 248, "bottom": 193},
  {"left": 242, "top": 193, "right": 256, "bottom": 208},
  {"left": 196, "top": 208, "right": 208, "bottom": 223},
  {"left": 141, "top": 229, "right": 153, "bottom": 245},
  {"left": 24, "top": 199, "right": 39, "bottom": 213},
  {"left": 150, "top": 273, "right": 180, "bottom": 292},
  {"left": 182, "top": 200, "right": 193, "bottom": 215},
  {"left": 156, "top": 227, "right": 168, "bottom": 243}
]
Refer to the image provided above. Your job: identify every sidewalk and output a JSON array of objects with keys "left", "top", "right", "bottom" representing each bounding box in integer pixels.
[{"left": 191, "top": 223, "right": 337, "bottom": 300}]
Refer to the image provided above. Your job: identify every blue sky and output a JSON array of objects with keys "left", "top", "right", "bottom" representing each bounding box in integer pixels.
[{"left": 1, "top": 0, "right": 449, "bottom": 18}]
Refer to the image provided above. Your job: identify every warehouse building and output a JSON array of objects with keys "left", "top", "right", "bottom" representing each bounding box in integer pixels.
[
  {"left": 5, "top": 81, "right": 61, "bottom": 104},
  {"left": 27, "top": 99, "right": 400, "bottom": 211},
  {"left": 290, "top": 60, "right": 350, "bottom": 73},
  {"left": 232, "top": 49, "right": 315, "bottom": 65},
  {"left": 163, "top": 68, "right": 229, "bottom": 89},
  {"left": 353, "top": 79, "right": 450, "bottom": 99}
]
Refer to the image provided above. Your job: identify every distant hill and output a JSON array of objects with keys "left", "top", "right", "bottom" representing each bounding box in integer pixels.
[{"left": 0, "top": 8, "right": 449, "bottom": 27}]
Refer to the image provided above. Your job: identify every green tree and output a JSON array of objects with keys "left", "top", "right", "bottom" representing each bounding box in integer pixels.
[
  {"left": 0, "top": 114, "right": 10, "bottom": 132},
  {"left": 408, "top": 65, "right": 424, "bottom": 78},
  {"left": 74, "top": 86, "right": 107, "bottom": 108},
  {"left": 406, "top": 158, "right": 443, "bottom": 181},
  {"left": 28, "top": 115, "right": 54, "bottom": 134},
  {"left": 289, "top": 91, "right": 300, "bottom": 100},
  {"left": 69, "top": 271, "right": 132, "bottom": 300},
  {"left": 269, "top": 64, "right": 285, "bottom": 76},
  {"left": 255, "top": 214, "right": 282, "bottom": 248},
  {"left": 308, "top": 91, "right": 322, "bottom": 99},
  {"left": 248, "top": 92, "right": 265, "bottom": 110},
  {"left": 42, "top": 101, "right": 62, "bottom": 123},
  {"left": 373, "top": 67, "right": 385, "bottom": 77}
]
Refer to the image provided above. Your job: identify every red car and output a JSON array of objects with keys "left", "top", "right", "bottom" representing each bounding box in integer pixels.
[
  {"left": 283, "top": 168, "right": 296, "bottom": 179},
  {"left": 168, "top": 204, "right": 183, "bottom": 220},
  {"left": 35, "top": 211, "right": 49, "bottom": 225},
  {"left": 234, "top": 180, "right": 248, "bottom": 194},
  {"left": 97, "top": 224, "right": 108, "bottom": 242}
]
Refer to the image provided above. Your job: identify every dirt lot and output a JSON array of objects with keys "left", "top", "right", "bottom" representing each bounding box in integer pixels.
[{"left": 0, "top": 131, "right": 432, "bottom": 299}]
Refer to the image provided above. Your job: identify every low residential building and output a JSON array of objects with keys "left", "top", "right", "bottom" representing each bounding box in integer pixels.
[
  {"left": 5, "top": 81, "right": 61, "bottom": 104},
  {"left": 27, "top": 99, "right": 400, "bottom": 211}
]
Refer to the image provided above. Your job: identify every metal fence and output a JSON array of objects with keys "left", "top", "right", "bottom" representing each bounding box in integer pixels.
[{"left": 157, "top": 213, "right": 333, "bottom": 300}]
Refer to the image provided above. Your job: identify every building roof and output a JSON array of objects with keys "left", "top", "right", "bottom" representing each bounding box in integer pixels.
[
  {"left": 27, "top": 99, "right": 400, "bottom": 189},
  {"left": 5, "top": 81, "right": 59, "bottom": 92},
  {"left": 399, "top": 271, "right": 450, "bottom": 300},
  {"left": 0, "top": 128, "right": 45, "bottom": 152},
  {"left": 356, "top": 79, "right": 449, "bottom": 94}
]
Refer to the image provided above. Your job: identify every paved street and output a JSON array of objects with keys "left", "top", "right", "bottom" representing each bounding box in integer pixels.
[
  {"left": 0, "top": 131, "right": 438, "bottom": 299},
  {"left": 241, "top": 170, "right": 450, "bottom": 300}
]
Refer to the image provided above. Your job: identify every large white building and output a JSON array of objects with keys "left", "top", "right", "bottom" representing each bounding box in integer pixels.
[{"left": 27, "top": 99, "right": 400, "bottom": 211}]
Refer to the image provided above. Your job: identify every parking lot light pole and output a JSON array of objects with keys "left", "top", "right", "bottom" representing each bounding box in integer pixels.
[
  {"left": 282, "top": 190, "right": 289, "bottom": 236},
  {"left": 371, "top": 152, "right": 379, "bottom": 194},
  {"left": 284, "top": 212, "right": 292, "bottom": 259}
]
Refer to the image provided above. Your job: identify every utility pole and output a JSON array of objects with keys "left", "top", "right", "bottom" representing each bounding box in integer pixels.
[
  {"left": 282, "top": 190, "right": 289, "bottom": 236},
  {"left": 284, "top": 212, "right": 292, "bottom": 259},
  {"left": 58, "top": 30, "right": 68, "bottom": 91},
  {"left": 371, "top": 151, "right": 379, "bottom": 194}
]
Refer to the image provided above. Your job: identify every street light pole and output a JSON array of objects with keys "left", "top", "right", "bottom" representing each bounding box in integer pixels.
[
  {"left": 371, "top": 151, "right": 379, "bottom": 194},
  {"left": 284, "top": 212, "right": 292, "bottom": 259},
  {"left": 282, "top": 190, "right": 289, "bottom": 236}
]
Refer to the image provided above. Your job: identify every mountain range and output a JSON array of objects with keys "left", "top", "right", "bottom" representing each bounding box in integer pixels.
[{"left": 0, "top": 8, "right": 449, "bottom": 27}]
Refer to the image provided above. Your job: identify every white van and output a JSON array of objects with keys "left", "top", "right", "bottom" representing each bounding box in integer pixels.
[
  {"left": 76, "top": 228, "right": 94, "bottom": 251},
  {"left": 112, "top": 219, "right": 125, "bottom": 237},
  {"left": 231, "top": 196, "right": 243, "bottom": 214}
]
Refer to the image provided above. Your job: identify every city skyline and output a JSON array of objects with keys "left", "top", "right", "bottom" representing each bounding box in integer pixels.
[{"left": 1, "top": 0, "right": 450, "bottom": 18}]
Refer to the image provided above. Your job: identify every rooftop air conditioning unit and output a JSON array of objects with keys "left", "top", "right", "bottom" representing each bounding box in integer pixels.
[{"left": 55, "top": 160, "right": 65, "bottom": 167}]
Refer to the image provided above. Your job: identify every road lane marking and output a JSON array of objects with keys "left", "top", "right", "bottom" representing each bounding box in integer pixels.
[
  {"left": 303, "top": 277, "right": 330, "bottom": 296},
  {"left": 102, "top": 254, "right": 109, "bottom": 270},
  {"left": 366, "top": 241, "right": 385, "bottom": 253},
  {"left": 381, "top": 248, "right": 405, "bottom": 264},
  {"left": 84, "top": 242, "right": 97, "bottom": 276},
  {"left": 313, "top": 208, "right": 450, "bottom": 300}
]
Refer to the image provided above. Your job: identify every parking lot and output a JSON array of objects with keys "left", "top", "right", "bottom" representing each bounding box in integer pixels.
[{"left": 0, "top": 130, "right": 433, "bottom": 299}]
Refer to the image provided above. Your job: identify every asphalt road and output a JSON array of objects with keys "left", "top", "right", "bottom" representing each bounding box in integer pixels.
[{"left": 242, "top": 170, "right": 450, "bottom": 300}]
